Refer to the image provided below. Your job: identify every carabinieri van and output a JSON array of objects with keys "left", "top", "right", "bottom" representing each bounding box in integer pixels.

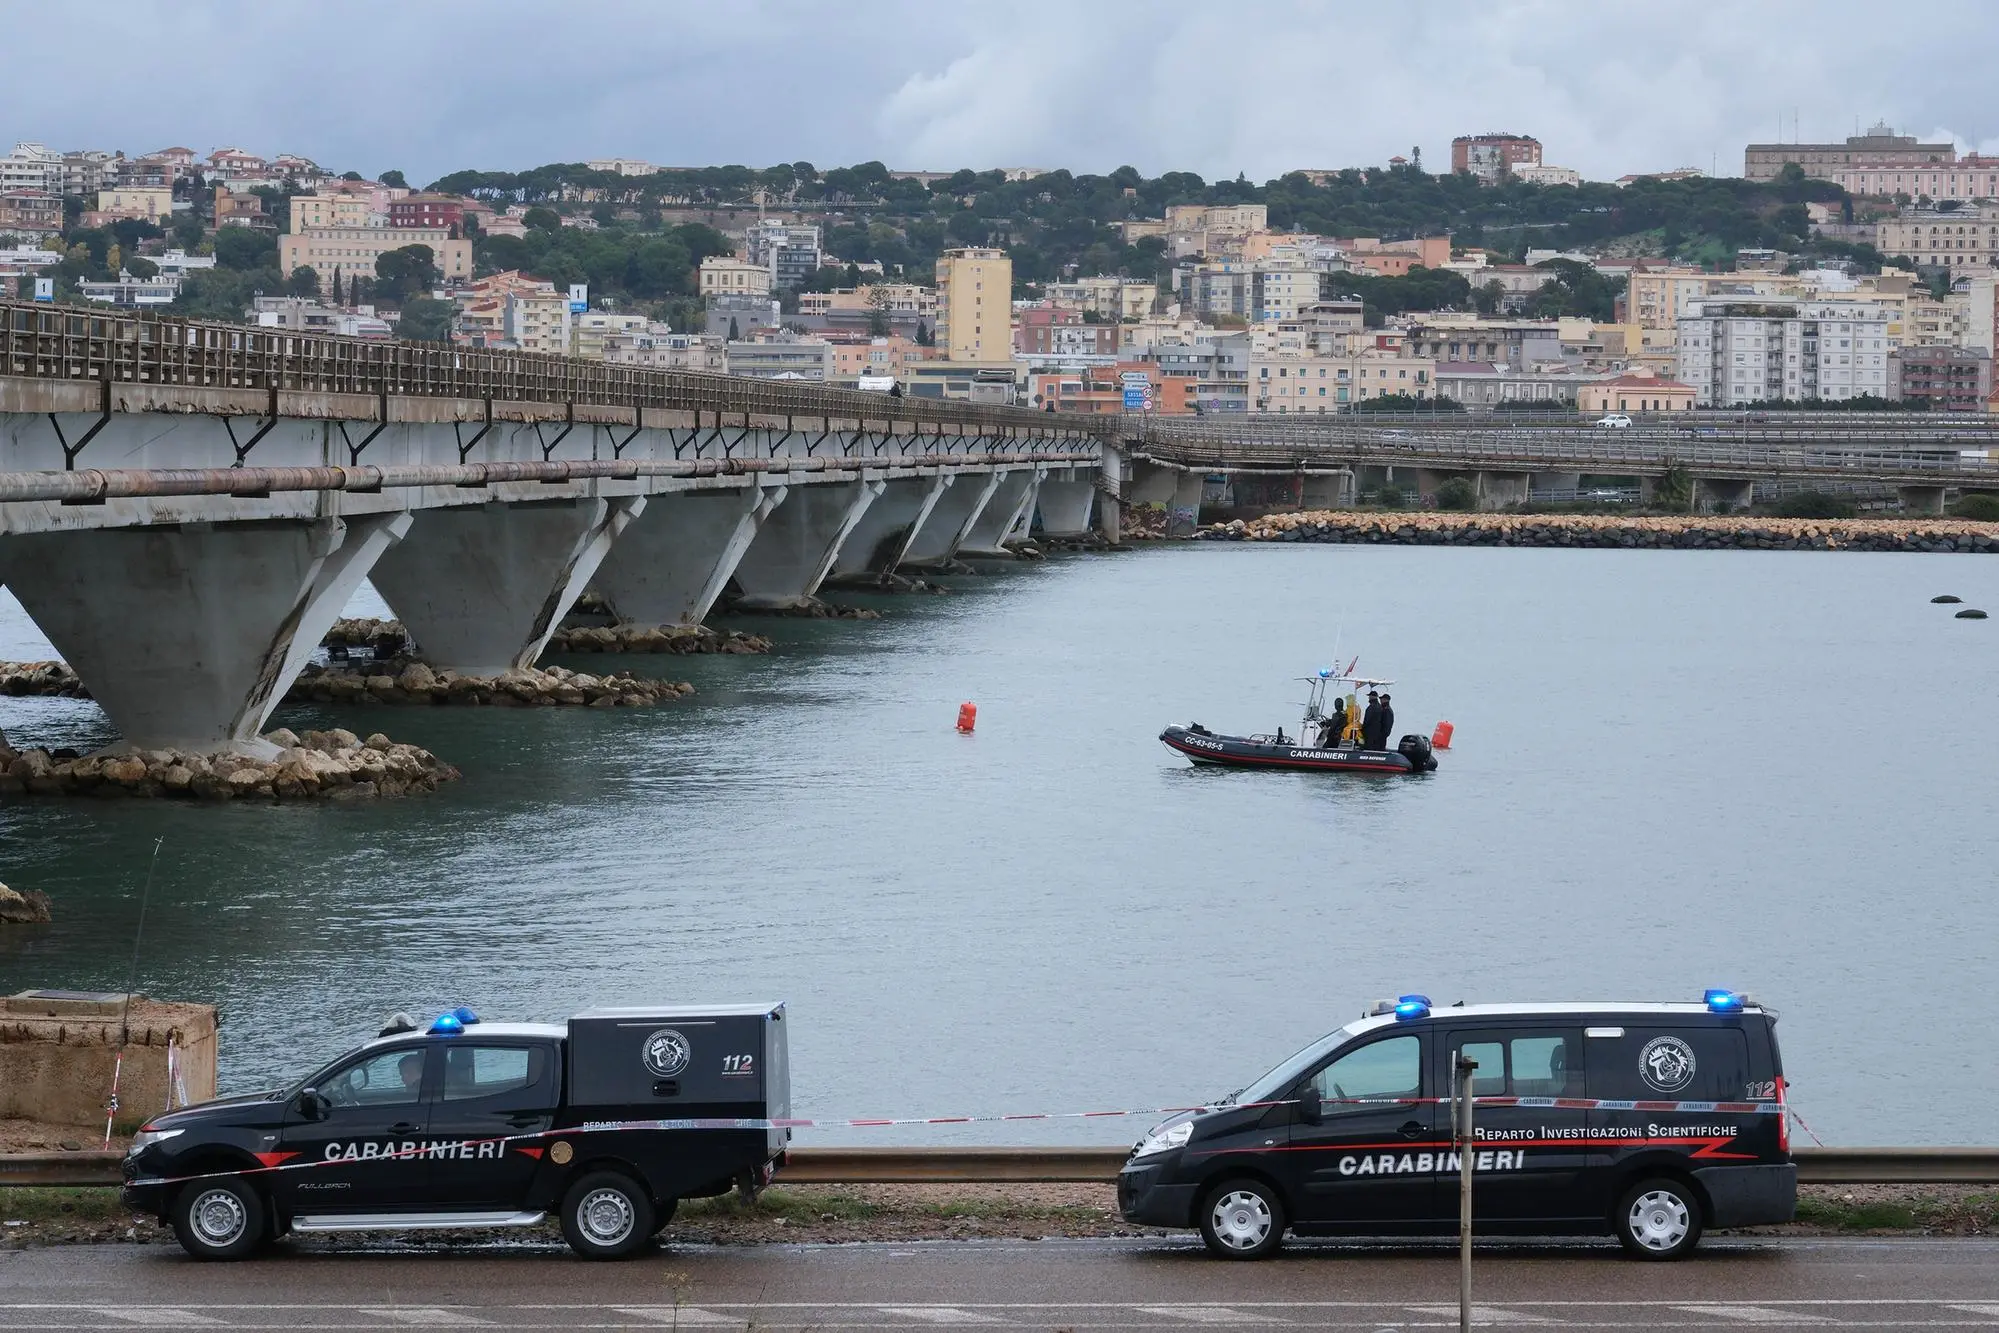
[{"left": 1117, "top": 992, "right": 1793, "bottom": 1259}]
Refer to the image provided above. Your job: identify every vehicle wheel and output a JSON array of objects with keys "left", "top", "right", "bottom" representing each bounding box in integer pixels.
[
  {"left": 560, "top": 1170, "right": 655, "bottom": 1260},
  {"left": 648, "top": 1197, "right": 679, "bottom": 1236},
  {"left": 1617, "top": 1178, "right": 1703, "bottom": 1260},
  {"left": 170, "top": 1177, "right": 266, "bottom": 1261},
  {"left": 1198, "top": 1178, "right": 1285, "bottom": 1260}
]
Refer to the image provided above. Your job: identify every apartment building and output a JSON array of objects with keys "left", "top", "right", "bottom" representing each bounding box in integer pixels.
[
  {"left": 935, "top": 247, "right": 1011, "bottom": 363},
  {"left": 741, "top": 220, "right": 822, "bottom": 291},
  {"left": 1402, "top": 317, "right": 1565, "bottom": 369},
  {"left": 571, "top": 311, "right": 652, "bottom": 360},
  {"left": 1432, "top": 362, "right": 1597, "bottom": 410},
  {"left": 1890, "top": 346, "right": 1992, "bottom": 411},
  {"left": 1164, "top": 204, "right": 1268, "bottom": 236},
  {"left": 388, "top": 194, "right": 467, "bottom": 230},
  {"left": 289, "top": 192, "right": 376, "bottom": 231},
  {"left": 1744, "top": 126, "right": 1953, "bottom": 183},
  {"left": 1452, "top": 134, "right": 1542, "bottom": 184},
  {"left": 1676, "top": 299, "right": 1893, "bottom": 406},
  {"left": 797, "top": 283, "right": 936, "bottom": 318},
  {"left": 698, "top": 256, "right": 773, "bottom": 299},
  {"left": 725, "top": 336, "right": 833, "bottom": 380},
  {"left": 0, "top": 143, "right": 62, "bottom": 194},
  {"left": 1877, "top": 206, "right": 1999, "bottom": 275},
  {"left": 1251, "top": 262, "right": 1320, "bottom": 321},
  {"left": 63, "top": 150, "right": 120, "bottom": 196},
  {"left": 504, "top": 285, "right": 572, "bottom": 354},
  {"left": 1042, "top": 276, "right": 1154, "bottom": 320},
  {"left": 280, "top": 226, "right": 472, "bottom": 286},
  {"left": 94, "top": 186, "right": 172, "bottom": 222},
  {"left": 0, "top": 190, "right": 62, "bottom": 238}
]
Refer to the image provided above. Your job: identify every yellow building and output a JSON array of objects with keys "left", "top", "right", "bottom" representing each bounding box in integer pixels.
[
  {"left": 935, "top": 247, "right": 1011, "bottom": 363},
  {"left": 279, "top": 227, "right": 473, "bottom": 286},
  {"left": 1578, "top": 372, "right": 1697, "bottom": 413},
  {"left": 504, "top": 288, "right": 571, "bottom": 355},
  {"left": 94, "top": 187, "right": 171, "bottom": 221},
  {"left": 698, "top": 256, "right": 772, "bottom": 298},
  {"left": 571, "top": 311, "right": 651, "bottom": 360},
  {"left": 289, "top": 193, "right": 374, "bottom": 231}
]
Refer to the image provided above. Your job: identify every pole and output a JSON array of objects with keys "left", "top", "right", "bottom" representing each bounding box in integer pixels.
[{"left": 1456, "top": 1053, "right": 1478, "bottom": 1333}]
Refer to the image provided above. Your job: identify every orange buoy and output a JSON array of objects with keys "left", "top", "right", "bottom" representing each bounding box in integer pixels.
[
  {"left": 956, "top": 701, "right": 977, "bottom": 733},
  {"left": 1431, "top": 721, "right": 1454, "bottom": 749}
]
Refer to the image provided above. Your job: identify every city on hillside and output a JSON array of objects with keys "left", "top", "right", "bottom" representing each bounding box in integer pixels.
[{"left": 1, "top": 125, "right": 1995, "bottom": 415}]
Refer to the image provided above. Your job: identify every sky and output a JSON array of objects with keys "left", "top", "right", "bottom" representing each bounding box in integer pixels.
[{"left": 9, "top": 0, "right": 1999, "bottom": 188}]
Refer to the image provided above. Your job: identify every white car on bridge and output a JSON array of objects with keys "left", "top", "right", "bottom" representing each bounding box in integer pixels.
[{"left": 1595, "top": 414, "right": 1633, "bottom": 429}]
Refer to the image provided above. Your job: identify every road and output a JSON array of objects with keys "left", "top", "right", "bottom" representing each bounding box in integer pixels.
[{"left": 6, "top": 1237, "right": 1999, "bottom": 1330}]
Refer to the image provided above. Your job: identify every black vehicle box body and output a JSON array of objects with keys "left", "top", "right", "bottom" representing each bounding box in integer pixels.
[{"left": 559, "top": 1003, "right": 789, "bottom": 1200}]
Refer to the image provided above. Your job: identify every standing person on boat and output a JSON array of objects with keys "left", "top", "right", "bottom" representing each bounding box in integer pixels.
[
  {"left": 1378, "top": 693, "right": 1396, "bottom": 747},
  {"left": 1342, "top": 693, "right": 1363, "bottom": 745},
  {"left": 1360, "top": 690, "right": 1384, "bottom": 750},
  {"left": 1321, "top": 697, "right": 1347, "bottom": 748}
]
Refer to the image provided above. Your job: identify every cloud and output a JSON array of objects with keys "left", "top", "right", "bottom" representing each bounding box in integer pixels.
[{"left": 5, "top": 0, "right": 1997, "bottom": 184}]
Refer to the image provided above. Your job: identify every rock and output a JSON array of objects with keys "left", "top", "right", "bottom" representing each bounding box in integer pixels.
[
  {"left": 0, "top": 883, "right": 53, "bottom": 924},
  {"left": 224, "top": 768, "right": 266, "bottom": 791},
  {"left": 396, "top": 662, "right": 437, "bottom": 692},
  {"left": 364, "top": 733, "right": 393, "bottom": 751},
  {"left": 101, "top": 757, "right": 147, "bottom": 785},
  {"left": 161, "top": 765, "right": 194, "bottom": 791},
  {"left": 265, "top": 728, "right": 300, "bottom": 748}
]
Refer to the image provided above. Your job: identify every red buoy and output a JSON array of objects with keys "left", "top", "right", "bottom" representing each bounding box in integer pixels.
[
  {"left": 1431, "top": 720, "right": 1454, "bottom": 749},
  {"left": 956, "top": 702, "right": 977, "bottom": 733}
]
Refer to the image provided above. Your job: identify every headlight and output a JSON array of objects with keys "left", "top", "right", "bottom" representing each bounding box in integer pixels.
[
  {"left": 126, "top": 1127, "right": 183, "bottom": 1155},
  {"left": 1131, "top": 1121, "right": 1193, "bottom": 1160}
]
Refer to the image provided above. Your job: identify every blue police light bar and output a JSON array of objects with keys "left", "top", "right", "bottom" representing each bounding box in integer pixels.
[
  {"left": 1393, "top": 998, "right": 1431, "bottom": 1021},
  {"left": 1704, "top": 988, "right": 1744, "bottom": 1013},
  {"left": 449, "top": 1006, "right": 481, "bottom": 1026},
  {"left": 429, "top": 1012, "right": 465, "bottom": 1035}
]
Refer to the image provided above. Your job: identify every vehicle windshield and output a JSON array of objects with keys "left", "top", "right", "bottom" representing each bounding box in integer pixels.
[{"left": 1227, "top": 1020, "right": 1367, "bottom": 1105}]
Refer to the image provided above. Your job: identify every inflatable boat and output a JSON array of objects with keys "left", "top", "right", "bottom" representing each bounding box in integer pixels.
[{"left": 1160, "top": 669, "right": 1439, "bottom": 775}]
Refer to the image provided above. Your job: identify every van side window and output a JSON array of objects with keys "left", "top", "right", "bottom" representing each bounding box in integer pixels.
[
  {"left": 1450, "top": 1031, "right": 1582, "bottom": 1098},
  {"left": 1307, "top": 1036, "right": 1421, "bottom": 1110},
  {"left": 1589, "top": 1027, "right": 1750, "bottom": 1102}
]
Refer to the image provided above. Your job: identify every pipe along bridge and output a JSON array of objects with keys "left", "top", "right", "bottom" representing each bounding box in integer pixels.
[{"left": 0, "top": 303, "right": 1113, "bottom": 758}]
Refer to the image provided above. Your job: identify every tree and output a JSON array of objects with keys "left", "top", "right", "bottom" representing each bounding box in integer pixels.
[
  {"left": 372, "top": 244, "right": 437, "bottom": 305},
  {"left": 523, "top": 206, "right": 561, "bottom": 232},
  {"left": 914, "top": 318, "right": 934, "bottom": 346},
  {"left": 380, "top": 170, "right": 409, "bottom": 190},
  {"left": 288, "top": 265, "right": 320, "bottom": 297},
  {"left": 727, "top": 315, "right": 741, "bottom": 340},
  {"left": 397, "top": 295, "right": 454, "bottom": 342},
  {"left": 126, "top": 257, "right": 159, "bottom": 280},
  {"left": 331, "top": 268, "right": 343, "bottom": 304},
  {"left": 1472, "top": 279, "right": 1505, "bottom": 315},
  {"left": 339, "top": 171, "right": 364, "bottom": 182},
  {"left": 866, "top": 284, "right": 892, "bottom": 337},
  {"left": 212, "top": 226, "right": 277, "bottom": 271}
]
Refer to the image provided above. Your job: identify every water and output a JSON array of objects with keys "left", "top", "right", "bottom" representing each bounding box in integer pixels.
[{"left": 2, "top": 544, "right": 1995, "bottom": 1147}]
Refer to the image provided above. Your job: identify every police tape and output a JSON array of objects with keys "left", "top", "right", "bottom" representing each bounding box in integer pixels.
[{"left": 123, "top": 1094, "right": 1787, "bottom": 1191}]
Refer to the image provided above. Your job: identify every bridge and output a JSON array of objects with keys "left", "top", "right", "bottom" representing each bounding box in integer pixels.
[
  {"left": 1127, "top": 411, "right": 1999, "bottom": 517},
  {"left": 0, "top": 304, "right": 1111, "bottom": 758}
]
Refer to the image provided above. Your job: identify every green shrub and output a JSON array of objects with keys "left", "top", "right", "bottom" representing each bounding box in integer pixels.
[
  {"left": 1375, "top": 485, "right": 1406, "bottom": 510},
  {"left": 1951, "top": 492, "right": 1999, "bottom": 521},
  {"left": 1434, "top": 477, "right": 1478, "bottom": 511},
  {"left": 1775, "top": 490, "right": 1856, "bottom": 519}
]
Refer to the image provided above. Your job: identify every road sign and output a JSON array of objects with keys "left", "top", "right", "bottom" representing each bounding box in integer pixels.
[
  {"left": 1119, "top": 370, "right": 1150, "bottom": 385},
  {"left": 568, "top": 283, "right": 588, "bottom": 314},
  {"left": 32, "top": 278, "right": 52, "bottom": 302},
  {"left": 1123, "top": 387, "right": 1150, "bottom": 410}
]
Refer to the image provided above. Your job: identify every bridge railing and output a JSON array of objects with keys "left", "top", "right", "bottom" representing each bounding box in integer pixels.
[{"left": 0, "top": 302, "right": 1108, "bottom": 442}]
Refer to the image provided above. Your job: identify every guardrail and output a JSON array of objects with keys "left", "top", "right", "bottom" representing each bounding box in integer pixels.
[
  {"left": 0, "top": 302, "right": 1109, "bottom": 441},
  {"left": 7, "top": 1146, "right": 1996, "bottom": 1188}
]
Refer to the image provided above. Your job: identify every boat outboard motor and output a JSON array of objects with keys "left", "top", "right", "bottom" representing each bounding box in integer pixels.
[{"left": 1396, "top": 733, "right": 1438, "bottom": 772}]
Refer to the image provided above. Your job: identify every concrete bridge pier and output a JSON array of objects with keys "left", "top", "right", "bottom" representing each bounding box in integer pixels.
[
  {"left": 1476, "top": 471, "right": 1531, "bottom": 510},
  {"left": 1036, "top": 472, "right": 1097, "bottom": 537},
  {"left": 901, "top": 471, "right": 1001, "bottom": 569},
  {"left": 1695, "top": 477, "right": 1755, "bottom": 512},
  {"left": 368, "top": 496, "right": 646, "bottom": 676},
  {"left": 731, "top": 478, "right": 884, "bottom": 608},
  {"left": 1898, "top": 485, "right": 1947, "bottom": 515},
  {"left": 833, "top": 475, "right": 950, "bottom": 577},
  {"left": 1299, "top": 471, "right": 1353, "bottom": 511},
  {"left": 593, "top": 484, "right": 785, "bottom": 626},
  {"left": 958, "top": 469, "right": 1040, "bottom": 558},
  {"left": 0, "top": 513, "right": 411, "bottom": 756}
]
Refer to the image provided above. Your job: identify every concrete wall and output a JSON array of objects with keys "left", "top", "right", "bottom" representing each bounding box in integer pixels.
[{"left": 0, "top": 992, "right": 217, "bottom": 1131}]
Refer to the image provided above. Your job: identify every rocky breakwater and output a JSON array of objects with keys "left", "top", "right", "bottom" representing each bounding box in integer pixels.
[
  {"left": 0, "top": 660, "right": 90, "bottom": 698},
  {"left": 0, "top": 728, "right": 458, "bottom": 802},
  {"left": 286, "top": 660, "right": 692, "bottom": 707},
  {"left": 1202, "top": 511, "right": 1999, "bottom": 553},
  {"left": 324, "top": 617, "right": 770, "bottom": 657}
]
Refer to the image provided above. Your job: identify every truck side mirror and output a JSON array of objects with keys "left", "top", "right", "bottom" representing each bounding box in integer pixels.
[
  {"left": 1297, "top": 1084, "right": 1323, "bottom": 1125},
  {"left": 298, "top": 1088, "right": 331, "bottom": 1121}
]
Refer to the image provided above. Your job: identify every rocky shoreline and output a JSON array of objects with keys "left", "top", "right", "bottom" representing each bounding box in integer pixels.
[
  {"left": 0, "top": 728, "right": 458, "bottom": 802},
  {"left": 324, "top": 617, "right": 773, "bottom": 657},
  {"left": 287, "top": 661, "right": 692, "bottom": 708},
  {"left": 1203, "top": 510, "right": 1999, "bottom": 553}
]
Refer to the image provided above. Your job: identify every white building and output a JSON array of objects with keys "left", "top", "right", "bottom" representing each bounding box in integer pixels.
[
  {"left": 1676, "top": 299, "right": 1892, "bottom": 406},
  {"left": 0, "top": 142, "right": 62, "bottom": 194},
  {"left": 77, "top": 275, "right": 183, "bottom": 307}
]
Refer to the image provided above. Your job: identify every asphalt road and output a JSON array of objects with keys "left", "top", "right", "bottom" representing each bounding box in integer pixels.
[{"left": 4, "top": 1237, "right": 1999, "bottom": 1330}]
